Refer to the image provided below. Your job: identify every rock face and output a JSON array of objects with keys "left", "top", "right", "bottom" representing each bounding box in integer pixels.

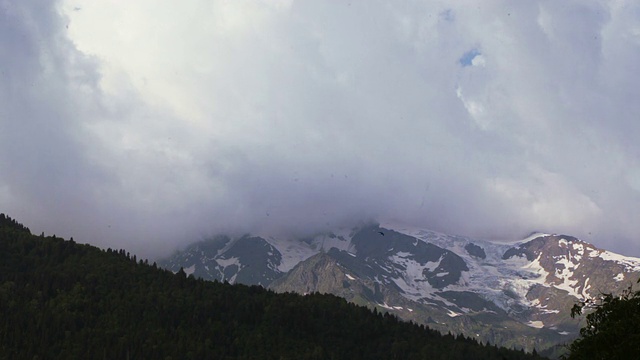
[
  {"left": 159, "top": 224, "right": 640, "bottom": 355},
  {"left": 160, "top": 235, "right": 284, "bottom": 286},
  {"left": 502, "top": 235, "right": 639, "bottom": 300},
  {"left": 465, "top": 243, "right": 486, "bottom": 259},
  {"left": 350, "top": 226, "right": 469, "bottom": 290}
]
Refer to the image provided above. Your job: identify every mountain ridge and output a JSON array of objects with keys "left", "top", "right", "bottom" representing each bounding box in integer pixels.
[{"left": 160, "top": 222, "right": 640, "bottom": 355}]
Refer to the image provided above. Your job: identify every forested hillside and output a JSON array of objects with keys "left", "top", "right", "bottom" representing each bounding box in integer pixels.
[{"left": 0, "top": 214, "right": 545, "bottom": 359}]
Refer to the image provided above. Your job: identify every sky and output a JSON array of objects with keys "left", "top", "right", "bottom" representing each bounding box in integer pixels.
[{"left": 1, "top": 0, "right": 640, "bottom": 260}]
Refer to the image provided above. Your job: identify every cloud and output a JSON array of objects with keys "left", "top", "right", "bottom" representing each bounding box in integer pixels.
[{"left": 2, "top": 0, "right": 640, "bottom": 259}]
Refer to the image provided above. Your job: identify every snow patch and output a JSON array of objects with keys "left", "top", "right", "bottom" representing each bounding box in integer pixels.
[
  {"left": 378, "top": 302, "right": 402, "bottom": 311},
  {"left": 527, "top": 232, "right": 552, "bottom": 240},
  {"left": 599, "top": 251, "right": 640, "bottom": 271},
  {"left": 388, "top": 253, "right": 442, "bottom": 300},
  {"left": 345, "top": 274, "right": 356, "bottom": 281},
  {"left": 184, "top": 264, "right": 196, "bottom": 276},
  {"left": 217, "top": 256, "right": 240, "bottom": 268},
  {"left": 540, "top": 309, "right": 560, "bottom": 314},
  {"left": 572, "top": 242, "right": 585, "bottom": 255},
  {"left": 263, "top": 237, "right": 316, "bottom": 272},
  {"left": 552, "top": 256, "right": 581, "bottom": 298},
  {"left": 527, "top": 321, "right": 544, "bottom": 328},
  {"left": 581, "top": 278, "right": 592, "bottom": 298}
]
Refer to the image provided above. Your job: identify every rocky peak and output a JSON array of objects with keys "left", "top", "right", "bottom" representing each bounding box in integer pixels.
[
  {"left": 351, "top": 225, "right": 469, "bottom": 289},
  {"left": 503, "top": 234, "right": 640, "bottom": 300}
]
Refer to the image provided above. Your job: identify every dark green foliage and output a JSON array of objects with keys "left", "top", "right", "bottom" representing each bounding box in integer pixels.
[
  {"left": 0, "top": 215, "right": 546, "bottom": 359},
  {"left": 0, "top": 213, "right": 30, "bottom": 233},
  {"left": 565, "top": 280, "right": 640, "bottom": 359}
]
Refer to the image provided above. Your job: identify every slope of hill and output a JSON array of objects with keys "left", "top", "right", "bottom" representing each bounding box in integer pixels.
[
  {"left": 160, "top": 222, "right": 640, "bottom": 355},
  {"left": 0, "top": 214, "right": 545, "bottom": 359}
]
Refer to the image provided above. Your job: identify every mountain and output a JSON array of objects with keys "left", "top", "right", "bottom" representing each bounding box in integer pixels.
[
  {"left": 0, "top": 213, "right": 546, "bottom": 360},
  {"left": 160, "top": 222, "right": 640, "bottom": 355},
  {"left": 164, "top": 234, "right": 285, "bottom": 286}
]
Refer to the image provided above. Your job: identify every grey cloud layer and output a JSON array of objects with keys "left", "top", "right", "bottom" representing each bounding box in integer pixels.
[{"left": 2, "top": 1, "right": 640, "bottom": 259}]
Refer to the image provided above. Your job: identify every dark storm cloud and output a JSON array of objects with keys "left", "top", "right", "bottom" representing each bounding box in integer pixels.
[
  {"left": 0, "top": 1, "right": 106, "bottom": 235},
  {"left": 2, "top": 0, "right": 640, "bottom": 259}
]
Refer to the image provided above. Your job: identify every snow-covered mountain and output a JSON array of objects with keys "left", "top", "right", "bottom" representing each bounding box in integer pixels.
[{"left": 159, "top": 223, "right": 640, "bottom": 355}]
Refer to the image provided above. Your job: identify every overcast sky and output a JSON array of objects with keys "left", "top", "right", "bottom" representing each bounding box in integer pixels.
[{"left": 1, "top": 0, "right": 639, "bottom": 259}]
